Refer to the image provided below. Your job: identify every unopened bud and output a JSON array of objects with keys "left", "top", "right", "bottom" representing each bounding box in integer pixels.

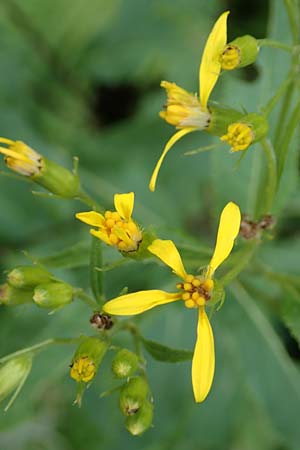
[
  {"left": 125, "top": 400, "right": 153, "bottom": 436},
  {"left": 7, "top": 266, "right": 52, "bottom": 289},
  {"left": 220, "top": 35, "right": 259, "bottom": 71},
  {"left": 112, "top": 349, "right": 139, "bottom": 378},
  {"left": 70, "top": 337, "right": 108, "bottom": 383},
  {"left": 0, "top": 283, "right": 33, "bottom": 306},
  {"left": 0, "top": 355, "right": 32, "bottom": 404},
  {"left": 33, "top": 281, "right": 73, "bottom": 309},
  {"left": 119, "top": 376, "right": 149, "bottom": 416}
]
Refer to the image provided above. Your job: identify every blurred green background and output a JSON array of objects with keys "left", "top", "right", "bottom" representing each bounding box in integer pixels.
[{"left": 1, "top": 0, "right": 300, "bottom": 449}]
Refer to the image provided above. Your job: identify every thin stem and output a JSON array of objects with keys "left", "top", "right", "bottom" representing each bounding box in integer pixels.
[
  {"left": 76, "top": 189, "right": 103, "bottom": 211},
  {"left": 258, "top": 39, "right": 295, "bottom": 52},
  {"left": 277, "top": 101, "right": 300, "bottom": 183},
  {"left": 0, "top": 337, "right": 80, "bottom": 364},
  {"left": 260, "top": 139, "right": 277, "bottom": 214},
  {"left": 219, "top": 241, "right": 258, "bottom": 287},
  {"left": 262, "top": 74, "right": 294, "bottom": 117},
  {"left": 74, "top": 288, "right": 99, "bottom": 309},
  {"left": 284, "top": 0, "right": 299, "bottom": 45},
  {"left": 274, "top": 81, "right": 295, "bottom": 146}
]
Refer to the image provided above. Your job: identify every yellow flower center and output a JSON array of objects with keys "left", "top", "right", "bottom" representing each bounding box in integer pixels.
[
  {"left": 220, "top": 122, "right": 254, "bottom": 152},
  {"left": 220, "top": 45, "right": 241, "bottom": 71},
  {"left": 70, "top": 356, "right": 95, "bottom": 383},
  {"left": 104, "top": 210, "right": 142, "bottom": 252},
  {"left": 0, "top": 138, "right": 42, "bottom": 176},
  {"left": 176, "top": 275, "right": 214, "bottom": 309},
  {"left": 160, "top": 81, "right": 211, "bottom": 129}
]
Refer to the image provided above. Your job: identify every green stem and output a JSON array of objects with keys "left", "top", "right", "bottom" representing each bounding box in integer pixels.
[
  {"left": 90, "top": 236, "right": 105, "bottom": 305},
  {"left": 76, "top": 189, "right": 103, "bottom": 211},
  {"left": 274, "top": 81, "right": 295, "bottom": 146},
  {"left": 277, "top": 101, "right": 300, "bottom": 182},
  {"left": 262, "top": 74, "right": 294, "bottom": 116},
  {"left": 284, "top": 0, "right": 299, "bottom": 45},
  {"left": 74, "top": 288, "right": 99, "bottom": 309},
  {"left": 260, "top": 139, "right": 277, "bottom": 213},
  {"left": 0, "top": 337, "right": 80, "bottom": 364},
  {"left": 258, "top": 39, "right": 295, "bottom": 52}
]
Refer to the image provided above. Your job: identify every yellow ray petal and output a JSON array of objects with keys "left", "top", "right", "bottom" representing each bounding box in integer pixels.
[
  {"left": 149, "top": 128, "right": 195, "bottom": 192},
  {"left": 199, "top": 11, "right": 229, "bottom": 109},
  {"left": 90, "top": 229, "right": 111, "bottom": 246},
  {"left": 103, "top": 290, "right": 181, "bottom": 315},
  {"left": 75, "top": 211, "right": 105, "bottom": 227},
  {"left": 148, "top": 239, "right": 188, "bottom": 280},
  {"left": 207, "top": 201, "right": 241, "bottom": 277},
  {"left": 192, "top": 307, "right": 215, "bottom": 402},
  {"left": 114, "top": 192, "right": 134, "bottom": 221}
]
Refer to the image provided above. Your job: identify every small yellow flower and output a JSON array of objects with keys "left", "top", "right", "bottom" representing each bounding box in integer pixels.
[
  {"left": 220, "top": 122, "right": 254, "bottom": 152},
  {"left": 70, "top": 356, "right": 96, "bottom": 383},
  {"left": 149, "top": 11, "right": 229, "bottom": 192},
  {"left": 0, "top": 137, "right": 42, "bottom": 176},
  {"left": 76, "top": 192, "right": 142, "bottom": 253},
  {"left": 103, "top": 202, "right": 241, "bottom": 402}
]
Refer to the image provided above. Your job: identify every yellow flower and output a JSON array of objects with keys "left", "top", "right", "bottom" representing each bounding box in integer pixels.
[
  {"left": 149, "top": 11, "right": 229, "bottom": 192},
  {"left": 70, "top": 356, "right": 96, "bottom": 383},
  {"left": 76, "top": 192, "right": 143, "bottom": 253},
  {"left": 0, "top": 137, "right": 42, "bottom": 176},
  {"left": 103, "top": 202, "right": 241, "bottom": 402},
  {"left": 220, "top": 122, "right": 254, "bottom": 152}
]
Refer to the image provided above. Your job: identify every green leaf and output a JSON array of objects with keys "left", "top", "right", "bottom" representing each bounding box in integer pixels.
[
  {"left": 38, "top": 240, "right": 90, "bottom": 269},
  {"left": 280, "top": 284, "right": 300, "bottom": 346},
  {"left": 141, "top": 337, "right": 193, "bottom": 363}
]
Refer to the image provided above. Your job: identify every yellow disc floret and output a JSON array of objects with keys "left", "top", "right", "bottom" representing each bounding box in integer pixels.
[
  {"left": 177, "top": 275, "right": 214, "bottom": 309},
  {"left": 220, "top": 122, "right": 254, "bottom": 152},
  {"left": 0, "top": 138, "right": 42, "bottom": 176},
  {"left": 220, "top": 45, "right": 241, "bottom": 70},
  {"left": 102, "top": 209, "right": 142, "bottom": 252},
  {"left": 70, "top": 356, "right": 96, "bottom": 383}
]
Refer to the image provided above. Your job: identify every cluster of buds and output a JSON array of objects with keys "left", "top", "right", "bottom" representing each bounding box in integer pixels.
[{"left": 0, "top": 265, "right": 74, "bottom": 310}]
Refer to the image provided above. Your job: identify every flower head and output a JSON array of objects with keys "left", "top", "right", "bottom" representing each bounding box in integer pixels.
[
  {"left": 103, "top": 202, "right": 241, "bottom": 402},
  {"left": 0, "top": 138, "right": 42, "bottom": 176},
  {"left": 76, "top": 192, "right": 142, "bottom": 253},
  {"left": 149, "top": 11, "right": 229, "bottom": 192}
]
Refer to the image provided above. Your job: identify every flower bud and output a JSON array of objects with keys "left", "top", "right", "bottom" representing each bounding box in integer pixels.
[
  {"left": 207, "top": 104, "right": 244, "bottom": 137},
  {"left": 33, "top": 281, "right": 73, "bottom": 309},
  {"left": 125, "top": 400, "right": 154, "bottom": 436},
  {"left": 220, "top": 35, "right": 259, "bottom": 71},
  {"left": 119, "top": 376, "right": 149, "bottom": 416},
  {"left": 0, "top": 283, "right": 33, "bottom": 306},
  {"left": 70, "top": 336, "right": 108, "bottom": 383},
  {"left": 112, "top": 349, "right": 139, "bottom": 378},
  {"left": 220, "top": 113, "right": 269, "bottom": 152},
  {"left": 7, "top": 266, "right": 52, "bottom": 289},
  {"left": 0, "top": 355, "right": 32, "bottom": 404},
  {"left": 0, "top": 138, "right": 81, "bottom": 198}
]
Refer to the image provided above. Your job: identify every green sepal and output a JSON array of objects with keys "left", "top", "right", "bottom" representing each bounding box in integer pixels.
[
  {"left": 0, "top": 283, "right": 33, "bottom": 306},
  {"left": 227, "top": 35, "right": 259, "bottom": 69},
  {"left": 0, "top": 355, "right": 32, "bottom": 408},
  {"left": 119, "top": 376, "right": 149, "bottom": 416},
  {"left": 207, "top": 104, "right": 244, "bottom": 136},
  {"left": 7, "top": 265, "right": 52, "bottom": 289},
  {"left": 112, "top": 349, "right": 139, "bottom": 378},
  {"left": 239, "top": 113, "right": 269, "bottom": 143},
  {"left": 125, "top": 399, "right": 153, "bottom": 436},
  {"left": 33, "top": 157, "right": 81, "bottom": 198},
  {"left": 141, "top": 337, "right": 193, "bottom": 362},
  {"left": 33, "top": 281, "right": 73, "bottom": 309},
  {"left": 72, "top": 336, "right": 108, "bottom": 369}
]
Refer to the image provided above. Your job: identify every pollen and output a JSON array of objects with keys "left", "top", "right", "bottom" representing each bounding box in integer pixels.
[
  {"left": 178, "top": 275, "right": 214, "bottom": 308},
  {"left": 70, "top": 356, "right": 96, "bottom": 383},
  {"left": 220, "top": 122, "right": 254, "bottom": 152},
  {"left": 220, "top": 45, "right": 241, "bottom": 71}
]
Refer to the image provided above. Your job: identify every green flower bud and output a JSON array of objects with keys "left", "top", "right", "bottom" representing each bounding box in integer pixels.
[
  {"left": 70, "top": 336, "right": 108, "bottom": 383},
  {"left": 33, "top": 157, "right": 81, "bottom": 198},
  {"left": 112, "top": 349, "right": 139, "bottom": 378},
  {"left": 207, "top": 104, "right": 244, "bottom": 137},
  {"left": 0, "top": 355, "right": 32, "bottom": 405},
  {"left": 7, "top": 266, "right": 52, "bottom": 289},
  {"left": 0, "top": 283, "right": 33, "bottom": 306},
  {"left": 33, "top": 281, "right": 73, "bottom": 309},
  {"left": 125, "top": 400, "right": 153, "bottom": 436},
  {"left": 220, "top": 35, "right": 259, "bottom": 70},
  {"left": 119, "top": 376, "right": 149, "bottom": 416},
  {"left": 220, "top": 113, "right": 269, "bottom": 152}
]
